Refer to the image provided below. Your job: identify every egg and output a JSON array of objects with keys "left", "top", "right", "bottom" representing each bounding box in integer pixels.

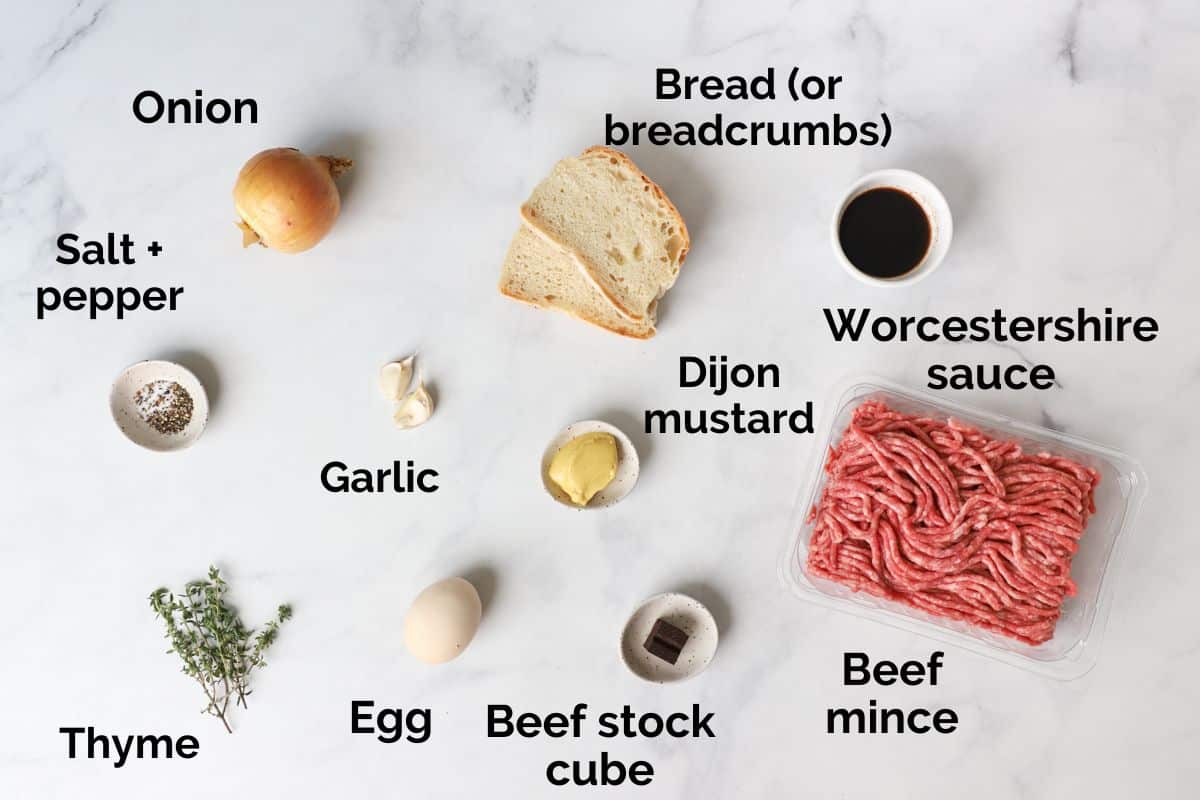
[{"left": 403, "top": 577, "right": 482, "bottom": 664}]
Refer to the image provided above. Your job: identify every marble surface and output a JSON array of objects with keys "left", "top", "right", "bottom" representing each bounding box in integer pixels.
[{"left": 2, "top": 1, "right": 1198, "bottom": 797}]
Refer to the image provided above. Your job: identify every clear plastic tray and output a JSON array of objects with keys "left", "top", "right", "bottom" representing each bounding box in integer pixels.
[{"left": 781, "top": 377, "right": 1147, "bottom": 679}]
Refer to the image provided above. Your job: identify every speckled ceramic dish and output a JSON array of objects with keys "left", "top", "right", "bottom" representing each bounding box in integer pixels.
[
  {"left": 110, "top": 360, "right": 208, "bottom": 452},
  {"left": 620, "top": 592, "right": 719, "bottom": 683},
  {"left": 541, "top": 419, "right": 639, "bottom": 509}
]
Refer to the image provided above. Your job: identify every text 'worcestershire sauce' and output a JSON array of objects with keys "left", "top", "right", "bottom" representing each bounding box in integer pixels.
[{"left": 838, "top": 188, "right": 931, "bottom": 279}]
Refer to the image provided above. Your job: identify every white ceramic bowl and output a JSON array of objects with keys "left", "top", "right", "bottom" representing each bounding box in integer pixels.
[
  {"left": 831, "top": 168, "right": 953, "bottom": 287},
  {"left": 110, "top": 360, "right": 209, "bottom": 451},
  {"left": 541, "top": 420, "right": 639, "bottom": 509},
  {"left": 620, "top": 592, "right": 719, "bottom": 683}
]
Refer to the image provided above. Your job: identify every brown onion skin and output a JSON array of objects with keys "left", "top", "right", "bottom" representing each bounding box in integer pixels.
[{"left": 234, "top": 148, "right": 343, "bottom": 254}]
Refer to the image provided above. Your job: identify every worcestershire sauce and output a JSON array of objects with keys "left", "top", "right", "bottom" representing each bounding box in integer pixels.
[{"left": 838, "top": 188, "right": 931, "bottom": 279}]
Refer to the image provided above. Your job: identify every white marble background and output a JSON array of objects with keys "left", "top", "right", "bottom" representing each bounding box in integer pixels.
[{"left": 2, "top": 0, "right": 1198, "bottom": 797}]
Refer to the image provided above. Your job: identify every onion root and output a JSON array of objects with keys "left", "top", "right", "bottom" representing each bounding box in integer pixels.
[{"left": 317, "top": 156, "right": 354, "bottom": 178}]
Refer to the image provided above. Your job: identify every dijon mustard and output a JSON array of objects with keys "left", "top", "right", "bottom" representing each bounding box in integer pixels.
[{"left": 548, "top": 432, "right": 619, "bottom": 507}]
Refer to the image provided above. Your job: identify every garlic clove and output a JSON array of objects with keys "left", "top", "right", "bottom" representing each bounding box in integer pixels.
[
  {"left": 394, "top": 382, "right": 434, "bottom": 429},
  {"left": 379, "top": 356, "right": 415, "bottom": 401}
]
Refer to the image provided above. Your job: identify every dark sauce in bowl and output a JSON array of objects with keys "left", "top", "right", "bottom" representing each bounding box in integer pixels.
[{"left": 838, "top": 187, "right": 932, "bottom": 279}]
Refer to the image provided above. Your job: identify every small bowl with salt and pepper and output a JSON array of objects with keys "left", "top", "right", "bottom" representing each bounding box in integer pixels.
[{"left": 110, "top": 360, "right": 209, "bottom": 452}]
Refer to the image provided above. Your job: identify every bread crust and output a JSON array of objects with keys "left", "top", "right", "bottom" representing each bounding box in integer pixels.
[
  {"left": 519, "top": 145, "right": 690, "bottom": 322},
  {"left": 498, "top": 284, "right": 656, "bottom": 339}
]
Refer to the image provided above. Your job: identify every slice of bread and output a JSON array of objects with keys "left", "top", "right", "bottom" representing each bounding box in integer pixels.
[
  {"left": 499, "top": 224, "right": 657, "bottom": 339},
  {"left": 520, "top": 146, "right": 689, "bottom": 322}
]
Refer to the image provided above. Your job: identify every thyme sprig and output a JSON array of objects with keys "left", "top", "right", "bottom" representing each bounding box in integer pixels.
[{"left": 149, "top": 566, "right": 292, "bottom": 733}]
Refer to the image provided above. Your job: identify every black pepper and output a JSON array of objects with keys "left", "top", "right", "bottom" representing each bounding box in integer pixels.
[{"left": 133, "top": 380, "right": 194, "bottom": 435}]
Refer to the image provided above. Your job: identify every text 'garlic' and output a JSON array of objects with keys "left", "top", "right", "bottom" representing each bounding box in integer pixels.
[
  {"left": 394, "top": 382, "right": 434, "bottom": 429},
  {"left": 379, "top": 356, "right": 415, "bottom": 400}
]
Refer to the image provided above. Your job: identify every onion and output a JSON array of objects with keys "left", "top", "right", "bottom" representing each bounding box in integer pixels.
[{"left": 233, "top": 147, "right": 352, "bottom": 254}]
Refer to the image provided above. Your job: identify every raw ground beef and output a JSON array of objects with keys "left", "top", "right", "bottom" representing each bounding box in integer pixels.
[{"left": 806, "top": 400, "right": 1100, "bottom": 646}]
